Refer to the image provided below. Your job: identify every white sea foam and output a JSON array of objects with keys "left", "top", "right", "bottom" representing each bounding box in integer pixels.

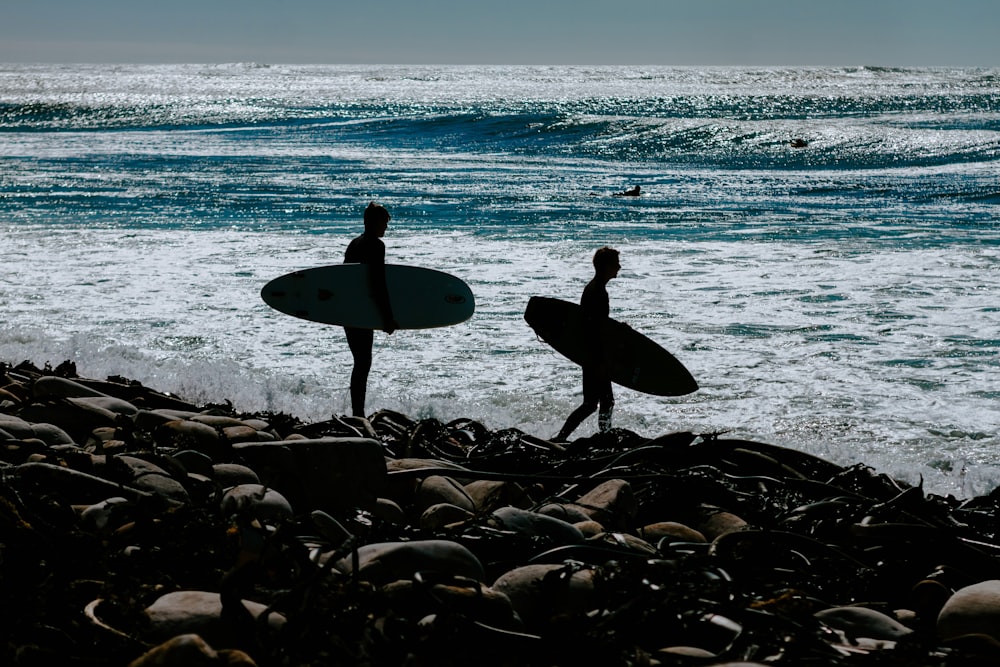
[
  {"left": 2, "top": 64, "right": 999, "bottom": 498},
  {"left": 3, "top": 223, "right": 999, "bottom": 497}
]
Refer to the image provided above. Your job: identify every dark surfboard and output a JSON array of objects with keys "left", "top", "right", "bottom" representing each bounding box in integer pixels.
[{"left": 524, "top": 296, "right": 697, "bottom": 396}]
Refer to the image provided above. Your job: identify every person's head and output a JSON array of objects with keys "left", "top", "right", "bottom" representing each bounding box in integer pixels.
[
  {"left": 364, "top": 201, "right": 391, "bottom": 237},
  {"left": 593, "top": 246, "right": 621, "bottom": 280}
]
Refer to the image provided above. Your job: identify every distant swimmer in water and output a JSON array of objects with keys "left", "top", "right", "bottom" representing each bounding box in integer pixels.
[
  {"left": 613, "top": 185, "right": 641, "bottom": 197},
  {"left": 789, "top": 138, "right": 809, "bottom": 148}
]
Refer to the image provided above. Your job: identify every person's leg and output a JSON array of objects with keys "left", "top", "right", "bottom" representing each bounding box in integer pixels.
[
  {"left": 597, "top": 386, "right": 615, "bottom": 433},
  {"left": 345, "top": 327, "right": 374, "bottom": 417},
  {"left": 555, "top": 366, "right": 600, "bottom": 441},
  {"left": 555, "top": 401, "right": 597, "bottom": 441}
]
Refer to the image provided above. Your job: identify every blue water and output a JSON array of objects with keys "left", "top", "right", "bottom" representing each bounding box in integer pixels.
[{"left": 2, "top": 64, "right": 999, "bottom": 497}]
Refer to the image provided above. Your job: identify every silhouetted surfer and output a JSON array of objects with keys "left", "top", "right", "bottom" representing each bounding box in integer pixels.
[
  {"left": 613, "top": 185, "right": 641, "bottom": 197},
  {"left": 554, "top": 246, "right": 621, "bottom": 441},
  {"left": 344, "top": 202, "right": 397, "bottom": 417}
]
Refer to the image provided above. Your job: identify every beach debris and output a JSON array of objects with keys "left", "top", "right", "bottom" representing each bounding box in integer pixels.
[{"left": 2, "top": 359, "right": 1000, "bottom": 665}]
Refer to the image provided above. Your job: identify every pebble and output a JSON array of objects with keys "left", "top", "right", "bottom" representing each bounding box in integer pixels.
[{"left": 3, "top": 359, "right": 1000, "bottom": 666}]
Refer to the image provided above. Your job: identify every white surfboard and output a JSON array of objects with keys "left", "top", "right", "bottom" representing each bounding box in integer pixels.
[{"left": 261, "top": 263, "right": 475, "bottom": 330}]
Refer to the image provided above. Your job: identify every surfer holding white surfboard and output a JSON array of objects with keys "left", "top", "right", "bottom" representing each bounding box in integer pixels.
[
  {"left": 260, "top": 202, "right": 476, "bottom": 419},
  {"left": 553, "top": 246, "right": 621, "bottom": 441},
  {"left": 343, "top": 202, "right": 398, "bottom": 417}
]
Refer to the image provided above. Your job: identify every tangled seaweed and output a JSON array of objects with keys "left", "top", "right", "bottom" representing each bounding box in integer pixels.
[{"left": 2, "top": 359, "right": 1000, "bottom": 666}]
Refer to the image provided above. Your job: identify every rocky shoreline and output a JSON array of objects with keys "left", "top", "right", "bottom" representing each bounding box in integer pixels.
[{"left": 2, "top": 359, "right": 1000, "bottom": 666}]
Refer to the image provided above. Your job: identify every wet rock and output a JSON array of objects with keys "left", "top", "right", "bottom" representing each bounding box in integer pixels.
[
  {"left": 142, "top": 590, "right": 286, "bottom": 647},
  {"left": 6, "top": 361, "right": 1000, "bottom": 666},
  {"left": 156, "top": 420, "right": 224, "bottom": 458},
  {"left": 0, "top": 416, "right": 75, "bottom": 445},
  {"left": 567, "top": 479, "right": 635, "bottom": 530},
  {"left": 211, "top": 462, "right": 260, "bottom": 488},
  {"left": 489, "top": 506, "right": 584, "bottom": 545},
  {"left": 420, "top": 502, "right": 475, "bottom": 530},
  {"left": 639, "top": 520, "right": 706, "bottom": 544},
  {"left": 535, "top": 502, "right": 591, "bottom": 523},
  {"left": 938, "top": 580, "right": 1000, "bottom": 643},
  {"left": 463, "top": 479, "right": 531, "bottom": 511},
  {"left": 332, "top": 539, "right": 486, "bottom": 585},
  {"left": 381, "top": 579, "right": 519, "bottom": 630},
  {"left": 219, "top": 484, "right": 294, "bottom": 524},
  {"left": 413, "top": 475, "right": 476, "bottom": 515},
  {"left": 491, "top": 563, "right": 598, "bottom": 630},
  {"left": 127, "top": 633, "right": 258, "bottom": 667},
  {"left": 699, "top": 510, "right": 749, "bottom": 541},
  {"left": 815, "top": 605, "right": 915, "bottom": 641}
]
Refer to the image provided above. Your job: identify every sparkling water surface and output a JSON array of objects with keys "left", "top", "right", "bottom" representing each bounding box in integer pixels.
[{"left": 2, "top": 64, "right": 999, "bottom": 497}]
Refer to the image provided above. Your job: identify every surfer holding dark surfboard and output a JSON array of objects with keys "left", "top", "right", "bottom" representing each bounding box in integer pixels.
[
  {"left": 554, "top": 246, "right": 621, "bottom": 441},
  {"left": 343, "top": 202, "right": 398, "bottom": 417}
]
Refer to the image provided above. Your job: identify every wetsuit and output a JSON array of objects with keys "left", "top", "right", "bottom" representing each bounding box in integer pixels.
[
  {"left": 555, "top": 277, "right": 614, "bottom": 440},
  {"left": 344, "top": 232, "right": 394, "bottom": 417}
]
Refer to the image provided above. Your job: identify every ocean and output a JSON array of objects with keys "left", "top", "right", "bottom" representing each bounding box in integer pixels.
[{"left": 1, "top": 63, "right": 998, "bottom": 498}]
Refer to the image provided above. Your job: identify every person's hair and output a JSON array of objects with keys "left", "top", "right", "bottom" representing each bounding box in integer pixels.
[
  {"left": 593, "top": 246, "right": 620, "bottom": 270},
  {"left": 364, "top": 201, "right": 390, "bottom": 229}
]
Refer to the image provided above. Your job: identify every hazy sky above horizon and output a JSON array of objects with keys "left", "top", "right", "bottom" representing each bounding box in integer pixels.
[{"left": 3, "top": 0, "right": 998, "bottom": 67}]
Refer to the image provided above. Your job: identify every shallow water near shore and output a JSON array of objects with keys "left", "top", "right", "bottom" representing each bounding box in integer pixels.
[{"left": 2, "top": 63, "right": 999, "bottom": 497}]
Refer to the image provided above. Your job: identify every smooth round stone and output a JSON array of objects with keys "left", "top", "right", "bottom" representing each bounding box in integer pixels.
[
  {"left": 171, "top": 449, "right": 214, "bottom": 477},
  {"left": 188, "top": 414, "right": 246, "bottom": 428},
  {"left": 491, "top": 563, "right": 597, "bottom": 630},
  {"left": 938, "top": 580, "right": 1000, "bottom": 642},
  {"left": 569, "top": 479, "right": 636, "bottom": 530},
  {"left": 382, "top": 579, "right": 519, "bottom": 630},
  {"left": 414, "top": 475, "right": 476, "bottom": 515},
  {"left": 0, "top": 417, "right": 75, "bottom": 446},
  {"left": 574, "top": 520, "right": 605, "bottom": 538},
  {"left": 657, "top": 646, "right": 716, "bottom": 658},
  {"left": 156, "top": 420, "right": 222, "bottom": 458},
  {"left": 68, "top": 395, "right": 139, "bottom": 418},
  {"left": 588, "top": 532, "right": 657, "bottom": 555},
  {"left": 126, "top": 633, "right": 257, "bottom": 667},
  {"left": 240, "top": 418, "right": 272, "bottom": 432},
  {"left": 135, "top": 409, "right": 195, "bottom": 431},
  {"left": 700, "top": 511, "right": 749, "bottom": 541},
  {"left": 211, "top": 463, "right": 260, "bottom": 488},
  {"left": 536, "top": 502, "right": 591, "bottom": 523},
  {"left": 640, "top": 521, "right": 707, "bottom": 544},
  {"left": 463, "top": 479, "right": 530, "bottom": 511},
  {"left": 15, "top": 461, "right": 151, "bottom": 504},
  {"left": 333, "top": 539, "right": 486, "bottom": 585},
  {"left": 815, "top": 606, "right": 914, "bottom": 641},
  {"left": 79, "top": 496, "right": 133, "bottom": 534},
  {"left": 142, "top": 591, "right": 285, "bottom": 646},
  {"left": 420, "top": 502, "right": 474, "bottom": 530},
  {"left": 222, "top": 424, "right": 266, "bottom": 444},
  {"left": 132, "top": 473, "right": 189, "bottom": 504},
  {"left": 32, "top": 375, "right": 106, "bottom": 399},
  {"left": 490, "top": 506, "right": 584, "bottom": 545},
  {"left": 219, "top": 484, "right": 294, "bottom": 524},
  {"left": 112, "top": 455, "right": 190, "bottom": 504},
  {"left": 371, "top": 497, "right": 406, "bottom": 525}
]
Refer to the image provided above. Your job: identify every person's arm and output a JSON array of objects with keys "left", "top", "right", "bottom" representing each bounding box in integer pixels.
[{"left": 369, "top": 241, "right": 397, "bottom": 333}]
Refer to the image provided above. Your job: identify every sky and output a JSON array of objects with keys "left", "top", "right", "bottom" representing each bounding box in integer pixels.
[{"left": 2, "top": 0, "right": 998, "bottom": 67}]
